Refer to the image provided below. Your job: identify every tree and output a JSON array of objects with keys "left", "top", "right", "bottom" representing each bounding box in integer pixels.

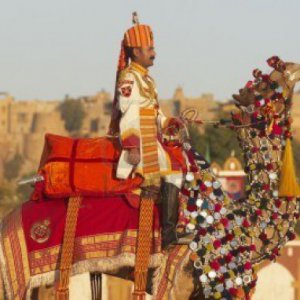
[
  {"left": 189, "top": 124, "right": 243, "bottom": 166},
  {"left": 16, "top": 171, "right": 36, "bottom": 202},
  {"left": 0, "top": 184, "right": 14, "bottom": 204},
  {"left": 59, "top": 99, "right": 85, "bottom": 132},
  {"left": 4, "top": 153, "right": 23, "bottom": 181},
  {"left": 295, "top": 221, "right": 300, "bottom": 236}
]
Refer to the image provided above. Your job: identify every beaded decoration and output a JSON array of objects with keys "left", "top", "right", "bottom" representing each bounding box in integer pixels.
[{"left": 179, "top": 57, "right": 299, "bottom": 299}]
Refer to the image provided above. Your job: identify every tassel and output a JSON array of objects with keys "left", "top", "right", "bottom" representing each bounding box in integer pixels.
[
  {"left": 132, "top": 290, "right": 146, "bottom": 300},
  {"left": 108, "top": 40, "right": 128, "bottom": 135},
  {"left": 56, "top": 288, "right": 69, "bottom": 300},
  {"left": 279, "top": 138, "right": 300, "bottom": 197}
]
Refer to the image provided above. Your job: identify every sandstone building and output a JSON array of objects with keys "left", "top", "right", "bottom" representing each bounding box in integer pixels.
[
  {"left": 0, "top": 88, "right": 219, "bottom": 181},
  {"left": 0, "top": 88, "right": 299, "bottom": 183}
]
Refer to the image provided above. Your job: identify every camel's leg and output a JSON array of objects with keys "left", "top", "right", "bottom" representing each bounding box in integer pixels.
[
  {"left": 31, "top": 288, "right": 39, "bottom": 300},
  {"left": 0, "top": 273, "right": 4, "bottom": 300},
  {"left": 31, "top": 286, "right": 54, "bottom": 300},
  {"left": 29, "top": 273, "right": 94, "bottom": 300},
  {"left": 90, "top": 273, "right": 102, "bottom": 300}
]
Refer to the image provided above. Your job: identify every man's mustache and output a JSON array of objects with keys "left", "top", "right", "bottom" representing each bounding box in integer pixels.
[{"left": 150, "top": 56, "right": 155, "bottom": 60}]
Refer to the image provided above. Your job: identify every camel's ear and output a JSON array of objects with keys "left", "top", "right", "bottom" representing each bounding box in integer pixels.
[{"left": 232, "top": 94, "right": 241, "bottom": 102}]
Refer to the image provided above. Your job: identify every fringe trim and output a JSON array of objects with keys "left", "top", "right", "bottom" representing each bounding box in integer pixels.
[
  {"left": 172, "top": 248, "right": 192, "bottom": 291},
  {"left": 152, "top": 253, "right": 168, "bottom": 300},
  {"left": 24, "top": 253, "right": 164, "bottom": 300},
  {"left": 152, "top": 247, "right": 191, "bottom": 300},
  {"left": 0, "top": 232, "right": 191, "bottom": 300},
  {"left": 0, "top": 223, "right": 12, "bottom": 300}
]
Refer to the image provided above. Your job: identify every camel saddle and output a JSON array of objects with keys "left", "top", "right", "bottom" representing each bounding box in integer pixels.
[{"left": 36, "top": 133, "right": 143, "bottom": 200}]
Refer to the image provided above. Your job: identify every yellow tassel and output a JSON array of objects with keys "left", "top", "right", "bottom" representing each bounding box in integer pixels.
[{"left": 279, "top": 139, "right": 300, "bottom": 197}]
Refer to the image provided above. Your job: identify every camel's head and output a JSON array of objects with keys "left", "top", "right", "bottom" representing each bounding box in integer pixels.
[
  {"left": 232, "top": 57, "right": 300, "bottom": 108},
  {"left": 270, "top": 60, "right": 300, "bottom": 91}
]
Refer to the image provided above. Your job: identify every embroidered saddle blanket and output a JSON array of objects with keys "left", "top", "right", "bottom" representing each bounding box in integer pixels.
[{"left": 0, "top": 195, "right": 162, "bottom": 299}]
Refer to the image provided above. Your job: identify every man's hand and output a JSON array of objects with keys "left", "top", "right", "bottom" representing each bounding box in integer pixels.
[
  {"left": 127, "top": 148, "right": 140, "bottom": 165},
  {"left": 163, "top": 117, "right": 185, "bottom": 136},
  {"left": 170, "top": 118, "right": 184, "bottom": 130}
]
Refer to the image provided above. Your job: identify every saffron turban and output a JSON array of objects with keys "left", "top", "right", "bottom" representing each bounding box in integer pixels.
[{"left": 123, "top": 24, "right": 154, "bottom": 48}]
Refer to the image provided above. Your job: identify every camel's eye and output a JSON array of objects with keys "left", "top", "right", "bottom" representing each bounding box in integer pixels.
[{"left": 287, "top": 69, "right": 300, "bottom": 82}]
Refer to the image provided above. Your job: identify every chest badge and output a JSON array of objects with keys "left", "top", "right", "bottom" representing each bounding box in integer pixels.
[
  {"left": 121, "top": 86, "right": 132, "bottom": 97},
  {"left": 30, "top": 219, "right": 51, "bottom": 243}
]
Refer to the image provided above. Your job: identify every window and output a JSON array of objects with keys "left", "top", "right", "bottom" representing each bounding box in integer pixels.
[
  {"left": 173, "top": 100, "right": 181, "bottom": 116},
  {"left": 104, "top": 102, "right": 113, "bottom": 115},
  {"left": 18, "top": 112, "right": 27, "bottom": 122},
  {"left": 90, "top": 119, "right": 99, "bottom": 132}
]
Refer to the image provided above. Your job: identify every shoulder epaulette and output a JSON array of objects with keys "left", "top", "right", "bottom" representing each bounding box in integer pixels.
[{"left": 118, "top": 67, "right": 134, "bottom": 85}]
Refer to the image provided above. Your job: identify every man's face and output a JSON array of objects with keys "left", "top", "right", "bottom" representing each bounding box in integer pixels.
[{"left": 133, "top": 46, "right": 156, "bottom": 69}]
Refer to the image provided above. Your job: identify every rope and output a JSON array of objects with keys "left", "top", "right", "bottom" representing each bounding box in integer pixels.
[
  {"left": 56, "top": 195, "right": 82, "bottom": 300},
  {"left": 133, "top": 108, "right": 160, "bottom": 299},
  {"left": 132, "top": 194, "right": 155, "bottom": 300}
]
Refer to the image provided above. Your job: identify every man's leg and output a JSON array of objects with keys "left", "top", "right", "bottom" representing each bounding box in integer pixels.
[
  {"left": 158, "top": 144, "right": 193, "bottom": 248},
  {"left": 160, "top": 180, "right": 180, "bottom": 249},
  {"left": 161, "top": 173, "right": 195, "bottom": 248}
]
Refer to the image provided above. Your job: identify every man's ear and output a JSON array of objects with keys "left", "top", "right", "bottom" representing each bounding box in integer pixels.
[{"left": 132, "top": 47, "right": 141, "bottom": 59}]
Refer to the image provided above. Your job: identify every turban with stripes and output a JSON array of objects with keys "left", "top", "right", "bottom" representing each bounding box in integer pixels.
[
  {"left": 123, "top": 24, "right": 154, "bottom": 48},
  {"left": 117, "top": 24, "right": 154, "bottom": 73}
]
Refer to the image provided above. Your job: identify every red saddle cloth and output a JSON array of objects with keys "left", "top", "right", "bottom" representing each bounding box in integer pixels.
[
  {"left": 0, "top": 134, "right": 188, "bottom": 299},
  {"left": 38, "top": 134, "right": 143, "bottom": 199},
  {"left": 0, "top": 195, "right": 162, "bottom": 299}
]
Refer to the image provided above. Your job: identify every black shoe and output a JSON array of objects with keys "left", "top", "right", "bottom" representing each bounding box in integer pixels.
[{"left": 160, "top": 182, "right": 180, "bottom": 249}]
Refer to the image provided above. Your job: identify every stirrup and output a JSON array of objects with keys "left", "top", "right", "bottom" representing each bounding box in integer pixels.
[
  {"left": 176, "top": 234, "right": 194, "bottom": 245},
  {"left": 175, "top": 229, "right": 194, "bottom": 245}
]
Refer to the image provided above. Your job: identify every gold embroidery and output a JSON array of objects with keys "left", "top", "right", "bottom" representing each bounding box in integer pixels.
[
  {"left": 131, "top": 71, "right": 158, "bottom": 100},
  {"left": 28, "top": 230, "right": 161, "bottom": 275},
  {"left": 2, "top": 208, "right": 30, "bottom": 299},
  {"left": 130, "top": 62, "right": 148, "bottom": 76},
  {"left": 17, "top": 227, "right": 30, "bottom": 282}
]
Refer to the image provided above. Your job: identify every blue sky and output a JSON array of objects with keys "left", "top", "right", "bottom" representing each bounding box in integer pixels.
[{"left": 1, "top": 0, "right": 299, "bottom": 101}]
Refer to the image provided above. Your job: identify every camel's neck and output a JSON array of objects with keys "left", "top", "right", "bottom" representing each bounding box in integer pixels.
[
  {"left": 235, "top": 86, "right": 294, "bottom": 200},
  {"left": 232, "top": 85, "right": 299, "bottom": 263},
  {"left": 236, "top": 125, "right": 283, "bottom": 200}
]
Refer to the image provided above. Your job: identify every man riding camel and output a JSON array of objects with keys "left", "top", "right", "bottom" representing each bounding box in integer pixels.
[{"left": 108, "top": 13, "right": 189, "bottom": 248}]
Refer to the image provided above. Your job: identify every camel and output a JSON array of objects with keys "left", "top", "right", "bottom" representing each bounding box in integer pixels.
[{"left": 0, "top": 57, "right": 299, "bottom": 300}]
